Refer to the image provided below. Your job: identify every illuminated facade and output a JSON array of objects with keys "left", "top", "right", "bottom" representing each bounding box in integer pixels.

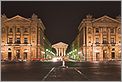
[
  {"left": 1, "top": 14, "right": 46, "bottom": 61},
  {"left": 52, "top": 42, "right": 68, "bottom": 60},
  {"left": 44, "top": 36, "right": 55, "bottom": 60},
  {"left": 67, "top": 34, "right": 81, "bottom": 61},
  {"left": 78, "top": 15, "right": 121, "bottom": 61},
  {"left": 68, "top": 15, "right": 121, "bottom": 62}
]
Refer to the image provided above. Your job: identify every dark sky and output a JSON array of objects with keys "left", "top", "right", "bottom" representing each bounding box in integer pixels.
[{"left": 1, "top": 1, "right": 121, "bottom": 45}]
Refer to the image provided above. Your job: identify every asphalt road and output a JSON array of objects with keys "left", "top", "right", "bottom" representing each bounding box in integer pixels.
[{"left": 1, "top": 61, "right": 121, "bottom": 81}]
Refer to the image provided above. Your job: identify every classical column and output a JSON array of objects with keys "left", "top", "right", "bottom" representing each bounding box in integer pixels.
[
  {"left": 58, "top": 48, "right": 60, "bottom": 56},
  {"left": 59, "top": 48, "right": 61, "bottom": 56},
  {"left": 62, "top": 48, "right": 64, "bottom": 56},
  {"left": 63, "top": 48, "right": 65, "bottom": 56},
  {"left": 60, "top": 48, "right": 61, "bottom": 56},
  {"left": 60, "top": 48, "right": 62, "bottom": 56},
  {"left": 56, "top": 48, "right": 58, "bottom": 56}
]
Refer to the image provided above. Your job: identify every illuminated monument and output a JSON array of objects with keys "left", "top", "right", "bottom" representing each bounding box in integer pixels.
[{"left": 52, "top": 42, "right": 68, "bottom": 57}]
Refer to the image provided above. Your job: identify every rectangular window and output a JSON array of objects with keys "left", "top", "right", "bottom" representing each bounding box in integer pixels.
[
  {"left": 8, "top": 38, "right": 12, "bottom": 44},
  {"left": 17, "top": 28, "right": 20, "bottom": 32},
  {"left": 24, "top": 38, "right": 28, "bottom": 44},
  {"left": 111, "top": 38, "right": 114, "bottom": 43},
  {"left": 96, "top": 38, "right": 99, "bottom": 43},
  {"left": 16, "top": 38, "right": 20, "bottom": 44},
  {"left": 96, "top": 28, "right": 99, "bottom": 33},
  {"left": 103, "top": 38, "right": 107, "bottom": 44}
]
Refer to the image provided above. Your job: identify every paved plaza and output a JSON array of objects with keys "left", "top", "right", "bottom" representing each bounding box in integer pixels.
[{"left": 1, "top": 61, "right": 121, "bottom": 81}]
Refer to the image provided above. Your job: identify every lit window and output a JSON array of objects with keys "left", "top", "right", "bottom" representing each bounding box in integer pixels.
[
  {"left": 96, "top": 38, "right": 99, "bottom": 43},
  {"left": 103, "top": 38, "right": 107, "bottom": 44},
  {"left": 111, "top": 38, "right": 114, "bottom": 43},
  {"left": 24, "top": 38, "right": 28, "bottom": 44},
  {"left": 8, "top": 38, "right": 12, "bottom": 44},
  {"left": 16, "top": 38, "right": 20, "bottom": 44}
]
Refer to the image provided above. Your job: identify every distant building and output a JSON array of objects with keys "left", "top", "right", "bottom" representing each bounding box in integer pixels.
[
  {"left": 1, "top": 14, "right": 46, "bottom": 61},
  {"left": 52, "top": 42, "right": 68, "bottom": 61},
  {"left": 68, "top": 15, "right": 121, "bottom": 61}
]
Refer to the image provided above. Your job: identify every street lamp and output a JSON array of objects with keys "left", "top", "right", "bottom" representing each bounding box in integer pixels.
[{"left": 78, "top": 51, "right": 81, "bottom": 54}]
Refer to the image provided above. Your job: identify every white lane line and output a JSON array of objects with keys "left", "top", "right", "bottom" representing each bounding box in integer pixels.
[
  {"left": 74, "top": 68, "right": 89, "bottom": 80},
  {"left": 42, "top": 67, "right": 55, "bottom": 81}
]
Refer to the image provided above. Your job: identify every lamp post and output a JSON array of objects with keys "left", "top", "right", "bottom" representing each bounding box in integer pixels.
[{"left": 92, "top": 43, "right": 94, "bottom": 61}]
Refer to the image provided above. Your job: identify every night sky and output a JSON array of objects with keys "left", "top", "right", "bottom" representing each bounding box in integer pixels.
[{"left": 1, "top": 1, "right": 121, "bottom": 45}]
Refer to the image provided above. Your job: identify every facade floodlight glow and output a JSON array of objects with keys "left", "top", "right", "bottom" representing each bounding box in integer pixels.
[
  {"left": 46, "top": 49, "right": 48, "bottom": 51},
  {"left": 78, "top": 51, "right": 81, "bottom": 54}
]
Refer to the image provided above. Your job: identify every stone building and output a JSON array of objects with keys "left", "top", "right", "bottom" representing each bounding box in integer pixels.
[
  {"left": 52, "top": 42, "right": 68, "bottom": 60},
  {"left": 77, "top": 15, "right": 121, "bottom": 61},
  {"left": 1, "top": 14, "right": 45, "bottom": 61},
  {"left": 67, "top": 34, "right": 81, "bottom": 61},
  {"left": 68, "top": 15, "right": 121, "bottom": 62}
]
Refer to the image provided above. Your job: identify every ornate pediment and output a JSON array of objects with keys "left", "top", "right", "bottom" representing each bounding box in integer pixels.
[
  {"left": 4, "top": 15, "right": 31, "bottom": 23},
  {"left": 52, "top": 42, "right": 68, "bottom": 48},
  {"left": 92, "top": 15, "right": 120, "bottom": 23}
]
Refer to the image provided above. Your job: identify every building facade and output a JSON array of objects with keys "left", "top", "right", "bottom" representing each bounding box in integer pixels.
[
  {"left": 44, "top": 35, "right": 55, "bottom": 60},
  {"left": 52, "top": 42, "right": 68, "bottom": 61},
  {"left": 1, "top": 14, "right": 46, "bottom": 61},
  {"left": 78, "top": 15, "right": 121, "bottom": 61},
  {"left": 67, "top": 34, "right": 81, "bottom": 61},
  {"left": 68, "top": 15, "right": 121, "bottom": 62}
]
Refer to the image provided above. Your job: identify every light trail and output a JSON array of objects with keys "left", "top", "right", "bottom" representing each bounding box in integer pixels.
[{"left": 42, "top": 67, "right": 55, "bottom": 81}]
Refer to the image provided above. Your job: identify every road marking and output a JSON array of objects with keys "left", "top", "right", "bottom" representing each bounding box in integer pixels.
[
  {"left": 42, "top": 67, "right": 55, "bottom": 81},
  {"left": 74, "top": 68, "right": 89, "bottom": 80}
]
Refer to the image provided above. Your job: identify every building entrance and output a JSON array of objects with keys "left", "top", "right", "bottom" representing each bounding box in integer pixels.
[
  {"left": 111, "top": 52, "right": 115, "bottom": 59},
  {"left": 24, "top": 52, "right": 27, "bottom": 59},
  {"left": 96, "top": 53, "right": 99, "bottom": 61},
  {"left": 103, "top": 50, "right": 108, "bottom": 60},
  {"left": 16, "top": 50, "right": 20, "bottom": 59},
  {"left": 8, "top": 52, "right": 12, "bottom": 60}
]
